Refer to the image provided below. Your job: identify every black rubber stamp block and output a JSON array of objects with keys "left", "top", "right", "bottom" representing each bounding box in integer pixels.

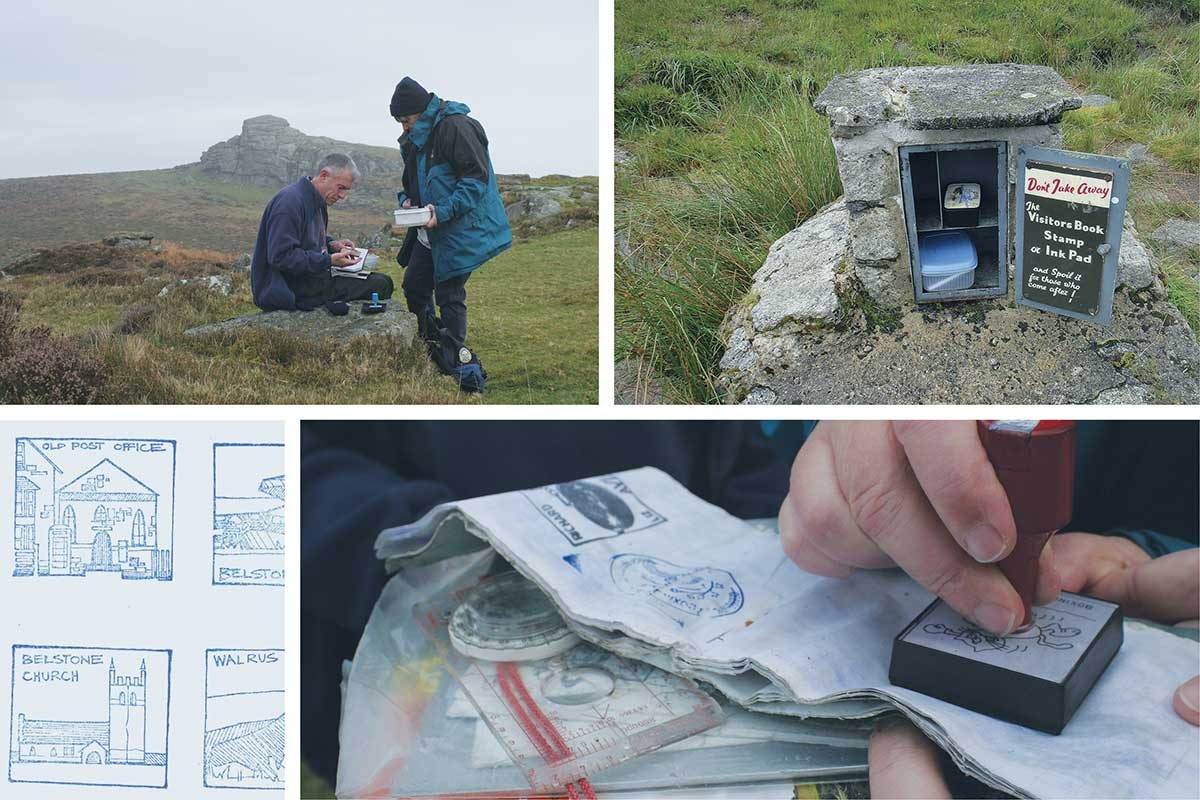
[{"left": 889, "top": 591, "right": 1123, "bottom": 734}]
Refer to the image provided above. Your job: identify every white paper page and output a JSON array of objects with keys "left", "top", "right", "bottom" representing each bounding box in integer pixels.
[
  {"left": 1, "top": 422, "right": 286, "bottom": 798},
  {"left": 379, "top": 466, "right": 1200, "bottom": 799}
]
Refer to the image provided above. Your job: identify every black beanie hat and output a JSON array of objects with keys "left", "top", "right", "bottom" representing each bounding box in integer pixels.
[{"left": 390, "top": 77, "right": 432, "bottom": 117}]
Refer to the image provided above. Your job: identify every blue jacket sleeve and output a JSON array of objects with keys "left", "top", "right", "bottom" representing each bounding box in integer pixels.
[
  {"left": 266, "top": 198, "right": 332, "bottom": 276},
  {"left": 433, "top": 117, "right": 491, "bottom": 224}
]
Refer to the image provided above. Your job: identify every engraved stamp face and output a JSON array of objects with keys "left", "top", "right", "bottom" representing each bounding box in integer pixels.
[{"left": 900, "top": 593, "right": 1118, "bottom": 682}]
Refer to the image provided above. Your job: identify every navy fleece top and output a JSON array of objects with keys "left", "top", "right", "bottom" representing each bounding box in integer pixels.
[{"left": 251, "top": 177, "right": 333, "bottom": 311}]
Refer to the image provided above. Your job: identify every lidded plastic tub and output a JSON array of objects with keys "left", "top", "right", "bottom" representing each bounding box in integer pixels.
[
  {"left": 394, "top": 207, "right": 432, "bottom": 227},
  {"left": 918, "top": 231, "right": 977, "bottom": 292}
]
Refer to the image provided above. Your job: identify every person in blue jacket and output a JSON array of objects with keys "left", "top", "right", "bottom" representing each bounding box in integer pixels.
[
  {"left": 390, "top": 77, "right": 512, "bottom": 393},
  {"left": 250, "top": 153, "right": 395, "bottom": 312}
]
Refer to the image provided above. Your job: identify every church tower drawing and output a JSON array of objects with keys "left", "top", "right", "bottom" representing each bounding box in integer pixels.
[
  {"left": 12, "top": 653, "right": 163, "bottom": 771},
  {"left": 108, "top": 659, "right": 147, "bottom": 763}
]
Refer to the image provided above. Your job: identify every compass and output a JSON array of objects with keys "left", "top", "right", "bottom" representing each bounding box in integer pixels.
[{"left": 448, "top": 571, "right": 580, "bottom": 661}]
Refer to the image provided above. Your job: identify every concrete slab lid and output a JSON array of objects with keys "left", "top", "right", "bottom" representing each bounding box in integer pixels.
[{"left": 814, "top": 63, "right": 1082, "bottom": 130}]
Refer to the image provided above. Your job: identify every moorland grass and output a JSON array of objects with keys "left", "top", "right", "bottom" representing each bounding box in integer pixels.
[
  {"left": 3, "top": 226, "right": 598, "bottom": 404},
  {"left": 615, "top": 0, "right": 1199, "bottom": 403},
  {"left": 0, "top": 166, "right": 596, "bottom": 264}
]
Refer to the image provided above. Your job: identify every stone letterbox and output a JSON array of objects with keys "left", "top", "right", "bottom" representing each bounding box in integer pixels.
[{"left": 814, "top": 64, "right": 1087, "bottom": 309}]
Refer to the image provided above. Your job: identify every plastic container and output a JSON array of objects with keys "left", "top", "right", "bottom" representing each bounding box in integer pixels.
[
  {"left": 918, "top": 231, "right": 977, "bottom": 292},
  {"left": 394, "top": 207, "right": 432, "bottom": 227},
  {"left": 943, "top": 182, "right": 981, "bottom": 227}
]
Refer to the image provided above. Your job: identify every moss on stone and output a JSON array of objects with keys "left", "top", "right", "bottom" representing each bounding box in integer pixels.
[{"left": 835, "top": 268, "right": 902, "bottom": 334}]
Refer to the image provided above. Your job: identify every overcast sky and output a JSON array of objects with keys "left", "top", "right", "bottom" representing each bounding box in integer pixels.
[{"left": 0, "top": 0, "right": 598, "bottom": 179}]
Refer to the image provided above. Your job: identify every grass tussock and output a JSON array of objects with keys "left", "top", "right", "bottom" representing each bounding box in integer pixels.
[{"left": 615, "top": 0, "right": 1199, "bottom": 402}]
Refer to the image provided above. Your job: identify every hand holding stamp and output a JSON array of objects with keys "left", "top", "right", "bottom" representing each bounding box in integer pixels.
[
  {"left": 892, "top": 421, "right": 1125, "bottom": 734},
  {"left": 780, "top": 421, "right": 1038, "bottom": 636},
  {"left": 977, "top": 420, "right": 1077, "bottom": 630}
]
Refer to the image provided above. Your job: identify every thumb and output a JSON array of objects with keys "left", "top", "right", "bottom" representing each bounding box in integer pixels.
[{"left": 1174, "top": 676, "right": 1200, "bottom": 726}]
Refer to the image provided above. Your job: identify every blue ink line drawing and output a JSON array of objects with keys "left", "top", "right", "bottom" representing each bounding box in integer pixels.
[
  {"left": 13, "top": 438, "right": 176, "bottom": 581},
  {"left": 204, "top": 649, "right": 284, "bottom": 791},
  {"left": 9, "top": 645, "right": 172, "bottom": 789},
  {"left": 212, "top": 443, "right": 285, "bottom": 587},
  {"left": 521, "top": 474, "right": 668, "bottom": 547},
  {"left": 610, "top": 554, "right": 744, "bottom": 627}
]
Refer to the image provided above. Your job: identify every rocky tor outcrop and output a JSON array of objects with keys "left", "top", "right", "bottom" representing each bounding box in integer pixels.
[
  {"left": 502, "top": 183, "right": 598, "bottom": 233},
  {"left": 102, "top": 231, "right": 156, "bottom": 249},
  {"left": 197, "top": 117, "right": 598, "bottom": 235},
  {"left": 199, "top": 116, "right": 401, "bottom": 187}
]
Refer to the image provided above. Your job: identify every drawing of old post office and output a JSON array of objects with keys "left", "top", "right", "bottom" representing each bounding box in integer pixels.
[
  {"left": 13, "top": 659, "right": 161, "bottom": 767},
  {"left": 13, "top": 441, "right": 172, "bottom": 580}
]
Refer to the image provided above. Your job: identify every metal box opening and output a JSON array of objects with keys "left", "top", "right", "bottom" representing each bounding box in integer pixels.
[{"left": 900, "top": 142, "right": 1008, "bottom": 303}]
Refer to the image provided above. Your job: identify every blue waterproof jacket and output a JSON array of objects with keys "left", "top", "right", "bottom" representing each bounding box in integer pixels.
[{"left": 397, "top": 96, "right": 512, "bottom": 282}]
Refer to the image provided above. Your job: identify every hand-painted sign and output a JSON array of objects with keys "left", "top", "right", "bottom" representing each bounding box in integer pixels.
[{"left": 1015, "top": 147, "right": 1129, "bottom": 325}]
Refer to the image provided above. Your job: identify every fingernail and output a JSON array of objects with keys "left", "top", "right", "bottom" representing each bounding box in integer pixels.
[
  {"left": 973, "top": 602, "right": 1016, "bottom": 635},
  {"left": 964, "top": 523, "right": 1007, "bottom": 563},
  {"left": 1179, "top": 681, "right": 1200, "bottom": 715}
]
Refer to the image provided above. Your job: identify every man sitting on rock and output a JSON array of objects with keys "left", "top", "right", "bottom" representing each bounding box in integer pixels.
[
  {"left": 250, "top": 153, "right": 395, "bottom": 312},
  {"left": 390, "top": 77, "right": 512, "bottom": 393}
]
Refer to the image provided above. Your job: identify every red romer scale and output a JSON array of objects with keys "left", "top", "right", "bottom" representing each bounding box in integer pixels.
[{"left": 977, "top": 420, "right": 1077, "bottom": 630}]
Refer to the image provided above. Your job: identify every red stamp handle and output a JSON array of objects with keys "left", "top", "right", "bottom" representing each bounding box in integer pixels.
[{"left": 978, "top": 421, "right": 1077, "bottom": 628}]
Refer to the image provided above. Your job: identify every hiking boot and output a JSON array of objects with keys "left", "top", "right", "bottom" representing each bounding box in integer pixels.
[{"left": 414, "top": 304, "right": 441, "bottom": 340}]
